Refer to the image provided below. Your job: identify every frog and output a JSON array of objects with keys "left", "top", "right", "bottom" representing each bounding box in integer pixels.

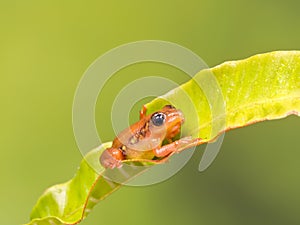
[{"left": 100, "top": 105, "right": 203, "bottom": 169}]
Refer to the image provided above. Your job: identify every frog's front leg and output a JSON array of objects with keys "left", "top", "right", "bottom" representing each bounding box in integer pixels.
[{"left": 153, "top": 137, "right": 205, "bottom": 157}]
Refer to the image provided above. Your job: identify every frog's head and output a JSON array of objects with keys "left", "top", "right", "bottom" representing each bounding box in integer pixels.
[{"left": 149, "top": 105, "right": 184, "bottom": 139}]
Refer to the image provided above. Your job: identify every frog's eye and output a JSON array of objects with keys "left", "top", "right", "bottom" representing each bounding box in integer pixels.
[{"left": 151, "top": 112, "right": 166, "bottom": 126}]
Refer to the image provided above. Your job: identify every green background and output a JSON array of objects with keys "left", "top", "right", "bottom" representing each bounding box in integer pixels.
[{"left": 0, "top": 1, "right": 299, "bottom": 225}]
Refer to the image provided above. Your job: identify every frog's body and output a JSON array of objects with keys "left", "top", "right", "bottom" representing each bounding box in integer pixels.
[
  {"left": 100, "top": 105, "right": 202, "bottom": 169},
  {"left": 112, "top": 105, "right": 183, "bottom": 160}
]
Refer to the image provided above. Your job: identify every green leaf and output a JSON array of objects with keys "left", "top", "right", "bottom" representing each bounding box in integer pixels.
[
  {"left": 26, "top": 51, "right": 300, "bottom": 225},
  {"left": 146, "top": 51, "right": 300, "bottom": 141}
]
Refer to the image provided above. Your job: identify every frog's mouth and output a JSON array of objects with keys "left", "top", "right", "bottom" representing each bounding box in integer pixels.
[{"left": 166, "top": 109, "right": 185, "bottom": 137}]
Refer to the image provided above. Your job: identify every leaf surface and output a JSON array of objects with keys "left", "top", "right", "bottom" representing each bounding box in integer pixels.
[{"left": 26, "top": 51, "right": 300, "bottom": 225}]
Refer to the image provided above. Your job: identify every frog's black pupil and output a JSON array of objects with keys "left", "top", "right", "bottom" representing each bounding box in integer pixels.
[{"left": 151, "top": 113, "right": 166, "bottom": 126}]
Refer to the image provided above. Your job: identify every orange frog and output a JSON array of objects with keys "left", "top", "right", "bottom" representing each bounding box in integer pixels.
[{"left": 100, "top": 105, "right": 203, "bottom": 169}]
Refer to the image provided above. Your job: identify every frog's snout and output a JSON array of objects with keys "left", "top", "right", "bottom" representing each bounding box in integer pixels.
[
  {"left": 162, "top": 105, "right": 185, "bottom": 126},
  {"left": 167, "top": 109, "right": 185, "bottom": 126},
  {"left": 177, "top": 109, "right": 185, "bottom": 124}
]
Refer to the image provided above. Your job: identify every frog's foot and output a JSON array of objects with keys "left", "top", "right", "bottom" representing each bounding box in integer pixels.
[
  {"left": 139, "top": 105, "right": 147, "bottom": 120},
  {"left": 100, "top": 148, "right": 124, "bottom": 169}
]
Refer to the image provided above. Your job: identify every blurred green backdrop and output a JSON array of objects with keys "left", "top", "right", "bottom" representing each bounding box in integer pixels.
[{"left": 0, "top": 1, "right": 299, "bottom": 225}]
